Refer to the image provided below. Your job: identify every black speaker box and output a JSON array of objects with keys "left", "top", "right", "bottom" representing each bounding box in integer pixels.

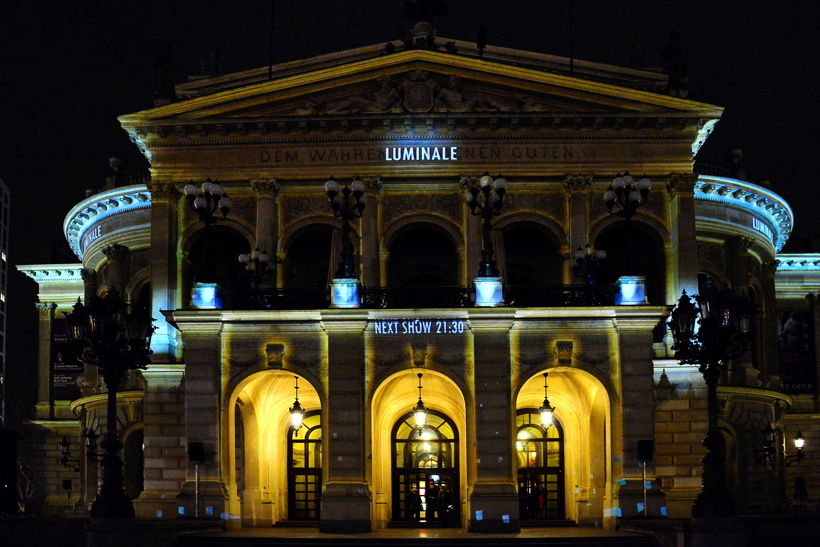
[
  {"left": 188, "top": 441, "right": 206, "bottom": 463},
  {"left": 637, "top": 439, "right": 654, "bottom": 462}
]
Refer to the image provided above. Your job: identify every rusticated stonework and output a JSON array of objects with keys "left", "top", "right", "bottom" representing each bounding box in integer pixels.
[{"left": 381, "top": 193, "right": 461, "bottom": 225}]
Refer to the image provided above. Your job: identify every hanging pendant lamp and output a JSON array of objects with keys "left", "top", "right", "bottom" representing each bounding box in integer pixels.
[
  {"left": 413, "top": 372, "right": 428, "bottom": 428},
  {"left": 539, "top": 372, "right": 555, "bottom": 428},
  {"left": 290, "top": 376, "right": 305, "bottom": 432}
]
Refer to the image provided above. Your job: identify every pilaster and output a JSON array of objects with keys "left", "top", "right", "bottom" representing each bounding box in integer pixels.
[
  {"left": 725, "top": 236, "right": 759, "bottom": 386},
  {"left": 101, "top": 244, "right": 130, "bottom": 294},
  {"left": 564, "top": 175, "right": 592, "bottom": 284},
  {"left": 467, "top": 311, "right": 519, "bottom": 533},
  {"left": 319, "top": 311, "right": 371, "bottom": 532},
  {"left": 668, "top": 173, "right": 698, "bottom": 297},
  {"left": 251, "top": 179, "right": 279, "bottom": 269},
  {"left": 147, "top": 181, "right": 181, "bottom": 362},
  {"left": 361, "top": 177, "right": 382, "bottom": 288},
  {"left": 35, "top": 303, "right": 56, "bottom": 419}
]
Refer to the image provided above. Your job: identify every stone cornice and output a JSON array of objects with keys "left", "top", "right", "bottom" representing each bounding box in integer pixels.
[
  {"left": 63, "top": 185, "right": 151, "bottom": 260},
  {"left": 17, "top": 264, "right": 84, "bottom": 284},
  {"left": 694, "top": 175, "right": 792, "bottom": 252}
]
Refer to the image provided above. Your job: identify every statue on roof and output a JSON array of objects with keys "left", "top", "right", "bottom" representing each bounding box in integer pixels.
[
  {"left": 661, "top": 31, "right": 688, "bottom": 97},
  {"left": 398, "top": 0, "right": 448, "bottom": 24}
]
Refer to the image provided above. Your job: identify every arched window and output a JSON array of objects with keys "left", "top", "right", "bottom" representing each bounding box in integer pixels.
[
  {"left": 502, "top": 223, "right": 562, "bottom": 286},
  {"left": 188, "top": 228, "right": 251, "bottom": 289},
  {"left": 594, "top": 223, "right": 666, "bottom": 304},
  {"left": 388, "top": 225, "right": 458, "bottom": 287},
  {"left": 284, "top": 228, "right": 334, "bottom": 289}
]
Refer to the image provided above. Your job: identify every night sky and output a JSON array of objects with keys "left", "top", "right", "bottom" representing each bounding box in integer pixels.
[{"left": 1, "top": 2, "right": 819, "bottom": 424}]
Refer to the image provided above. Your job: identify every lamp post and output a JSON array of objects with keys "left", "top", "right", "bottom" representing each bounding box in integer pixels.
[
  {"left": 572, "top": 244, "right": 606, "bottom": 284},
  {"left": 603, "top": 172, "right": 651, "bottom": 221},
  {"left": 467, "top": 173, "right": 507, "bottom": 277},
  {"left": 786, "top": 431, "right": 806, "bottom": 467},
  {"left": 65, "top": 287, "right": 155, "bottom": 518},
  {"left": 325, "top": 176, "right": 367, "bottom": 279},
  {"left": 239, "top": 248, "right": 275, "bottom": 289},
  {"left": 668, "top": 285, "right": 753, "bottom": 517},
  {"left": 184, "top": 179, "right": 232, "bottom": 283}
]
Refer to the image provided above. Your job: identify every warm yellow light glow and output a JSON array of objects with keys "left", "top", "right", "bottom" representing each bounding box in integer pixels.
[
  {"left": 795, "top": 431, "right": 805, "bottom": 449},
  {"left": 414, "top": 408, "right": 427, "bottom": 428},
  {"left": 540, "top": 407, "right": 553, "bottom": 427}
]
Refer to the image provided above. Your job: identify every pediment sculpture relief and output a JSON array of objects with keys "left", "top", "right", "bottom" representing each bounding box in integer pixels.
[{"left": 296, "top": 72, "right": 549, "bottom": 115}]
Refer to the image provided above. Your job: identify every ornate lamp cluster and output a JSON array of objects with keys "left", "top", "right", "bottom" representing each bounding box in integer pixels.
[
  {"left": 325, "top": 176, "right": 367, "bottom": 279},
  {"left": 668, "top": 282, "right": 754, "bottom": 518},
  {"left": 467, "top": 173, "right": 508, "bottom": 277},
  {"left": 65, "top": 287, "right": 155, "bottom": 518},
  {"left": 603, "top": 172, "right": 651, "bottom": 220},
  {"left": 184, "top": 178, "right": 232, "bottom": 227},
  {"left": 572, "top": 244, "right": 606, "bottom": 284},
  {"left": 239, "top": 248, "right": 275, "bottom": 288}
]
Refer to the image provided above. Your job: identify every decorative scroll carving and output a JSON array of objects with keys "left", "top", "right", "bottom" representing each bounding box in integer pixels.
[
  {"left": 502, "top": 193, "right": 564, "bottom": 222},
  {"left": 761, "top": 260, "right": 779, "bottom": 279},
  {"left": 382, "top": 193, "right": 461, "bottom": 225},
  {"left": 130, "top": 249, "right": 150, "bottom": 274},
  {"left": 266, "top": 343, "right": 285, "bottom": 368},
  {"left": 102, "top": 244, "right": 128, "bottom": 262},
  {"left": 228, "top": 196, "right": 255, "bottom": 225},
  {"left": 363, "top": 176, "right": 383, "bottom": 198},
  {"left": 667, "top": 173, "right": 698, "bottom": 199},
  {"left": 146, "top": 181, "right": 180, "bottom": 200},
  {"left": 641, "top": 192, "right": 664, "bottom": 219},
  {"left": 81, "top": 268, "right": 97, "bottom": 286}
]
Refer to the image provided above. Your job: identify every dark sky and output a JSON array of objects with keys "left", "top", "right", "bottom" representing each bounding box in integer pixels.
[{"left": 2, "top": 1, "right": 820, "bottom": 267}]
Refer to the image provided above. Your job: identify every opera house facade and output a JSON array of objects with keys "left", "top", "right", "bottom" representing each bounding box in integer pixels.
[{"left": 17, "top": 30, "right": 818, "bottom": 533}]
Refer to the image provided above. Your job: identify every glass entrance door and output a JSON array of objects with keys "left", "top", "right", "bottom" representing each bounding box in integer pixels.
[
  {"left": 392, "top": 410, "right": 459, "bottom": 524},
  {"left": 516, "top": 409, "right": 565, "bottom": 520},
  {"left": 288, "top": 411, "right": 322, "bottom": 520}
]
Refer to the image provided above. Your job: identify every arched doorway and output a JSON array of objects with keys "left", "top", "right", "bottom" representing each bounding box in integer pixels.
[
  {"left": 391, "top": 409, "right": 459, "bottom": 524},
  {"left": 288, "top": 410, "right": 322, "bottom": 520},
  {"left": 516, "top": 410, "right": 565, "bottom": 520}
]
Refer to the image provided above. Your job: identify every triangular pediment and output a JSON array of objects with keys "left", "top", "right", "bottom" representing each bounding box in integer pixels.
[{"left": 120, "top": 49, "right": 722, "bottom": 125}]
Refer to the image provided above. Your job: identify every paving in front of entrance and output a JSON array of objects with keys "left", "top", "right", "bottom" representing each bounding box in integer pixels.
[{"left": 173, "top": 525, "right": 660, "bottom": 546}]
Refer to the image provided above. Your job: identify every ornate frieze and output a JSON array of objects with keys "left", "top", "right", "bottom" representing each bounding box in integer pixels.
[
  {"left": 697, "top": 241, "right": 725, "bottom": 271},
  {"left": 562, "top": 175, "right": 592, "bottom": 195},
  {"left": 147, "top": 181, "right": 180, "bottom": 200},
  {"left": 281, "top": 195, "right": 332, "bottom": 226},
  {"left": 502, "top": 192, "right": 565, "bottom": 222}
]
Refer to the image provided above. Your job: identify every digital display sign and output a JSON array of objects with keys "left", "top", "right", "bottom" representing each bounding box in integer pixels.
[{"left": 374, "top": 319, "right": 466, "bottom": 335}]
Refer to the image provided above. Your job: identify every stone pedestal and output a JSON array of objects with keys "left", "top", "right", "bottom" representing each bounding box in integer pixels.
[{"left": 319, "top": 482, "right": 373, "bottom": 533}]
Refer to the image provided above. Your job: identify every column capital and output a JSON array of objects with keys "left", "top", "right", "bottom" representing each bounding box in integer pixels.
[
  {"left": 251, "top": 178, "right": 280, "bottom": 198},
  {"left": 102, "top": 243, "right": 129, "bottom": 260},
  {"left": 36, "top": 302, "right": 57, "bottom": 315},
  {"left": 761, "top": 259, "right": 779, "bottom": 279},
  {"left": 562, "top": 174, "right": 593, "bottom": 194},
  {"left": 81, "top": 268, "right": 97, "bottom": 284},
  {"left": 147, "top": 181, "right": 181, "bottom": 200},
  {"left": 725, "top": 235, "right": 755, "bottom": 254},
  {"left": 667, "top": 172, "right": 698, "bottom": 199}
]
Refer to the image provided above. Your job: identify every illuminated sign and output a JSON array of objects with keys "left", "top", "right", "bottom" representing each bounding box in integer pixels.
[
  {"left": 374, "top": 318, "right": 466, "bottom": 335},
  {"left": 385, "top": 146, "right": 458, "bottom": 161},
  {"left": 82, "top": 225, "right": 103, "bottom": 251},
  {"left": 753, "top": 218, "right": 774, "bottom": 241}
]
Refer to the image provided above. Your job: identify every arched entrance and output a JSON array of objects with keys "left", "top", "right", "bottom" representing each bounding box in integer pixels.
[
  {"left": 229, "top": 371, "right": 323, "bottom": 527},
  {"left": 288, "top": 410, "right": 322, "bottom": 520},
  {"left": 516, "top": 410, "right": 564, "bottom": 520},
  {"left": 391, "top": 410, "right": 460, "bottom": 524}
]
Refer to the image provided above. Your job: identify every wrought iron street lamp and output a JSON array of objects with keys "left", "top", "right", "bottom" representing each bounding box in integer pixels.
[
  {"left": 325, "top": 176, "right": 367, "bottom": 279},
  {"left": 65, "top": 287, "right": 155, "bottom": 518},
  {"left": 58, "top": 436, "right": 79, "bottom": 471},
  {"left": 603, "top": 172, "right": 651, "bottom": 221},
  {"left": 413, "top": 373, "right": 428, "bottom": 428},
  {"left": 467, "top": 173, "right": 507, "bottom": 277},
  {"left": 668, "top": 284, "right": 753, "bottom": 517},
  {"left": 290, "top": 377, "right": 305, "bottom": 433},
  {"left": 539, "top": 373, "right": 555, "bottom": 428},
  {"left": 786, "top": 431, "right": 806, "bottom": 467}
]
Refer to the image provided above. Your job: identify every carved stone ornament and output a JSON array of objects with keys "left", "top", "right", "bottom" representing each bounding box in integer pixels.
[
  {"left": 36, "top": 302, "right": 57, "bottom": 315},
  {"left": 146, "top": 181, "right": 181, "bottom": 200},
  {"left": 761, "top": 260, "right": 779, "bottom": 279},
  {"left": 281, "top": 195, "right": 330, "bottom": 226},
  {"left": 266, "top": 343, "right": 286, "bottom": 368},
  {"left": 294, "top": 98, "right": 325, "bottom": 115},
  {"left": 555, "top": 340, "right": 574, "bottom": 367},
  {"left": 327, "top": 75, "right": 401, "bottom": 114},
  {"left": 562, "top": 175, "right": 592, "bottom": 194},
  {"left": 401, "top": 77, "right": 438, "bottom": 113},
  {"left": 382, "top": 193, "right": 461, "bottom": 225},
  {"left": 410, "top": 342, "right": 429, "bottom": 368},
  {"left": 725, "top": 235, "right": 755, "bottom": 255},
  {"left": 667, "top": 173, "right": 698, "bottom": 199},
  {"left": 251, "top": 179, "right": 280, "bottom": 199}
]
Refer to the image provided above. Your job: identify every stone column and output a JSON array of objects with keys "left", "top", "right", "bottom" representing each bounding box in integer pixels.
[
  {"left": 176, "top": 322, "right": 227, "bottom": 518},
  {"left": 668, "top": 173, "right": 699, "bottom": 297},
  {"left": 133, "top": 364, "right": 186, "bottom": 519},
  {"left": 320, "top": 311, "right": 371, "bottom": 533},
  {"left": 79, "top": 269, "right": 100, "bottom": 396},
  {"left": 564, "top": 175, "right": 592, "bottom": 283},
  {"left": 468, "top": 311, "right": 518, "bottom": 533},
  {"left": 614, "top": 311, "right": 665, "bottom": 518},
  {"left": 251, "top": 179, "right": 279, "bottom": 261},
  {"left": 725, "top": 236, "right": 758, "bottom": 386},
  {"left": 147, "top": 181, "right": 181, "bottom": 362},
  {"left": 35, "top": 303, "right": 56, "bottom": 419},
  {"left": 102, "top": 244, "right": 130, "bottom": 295}
]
